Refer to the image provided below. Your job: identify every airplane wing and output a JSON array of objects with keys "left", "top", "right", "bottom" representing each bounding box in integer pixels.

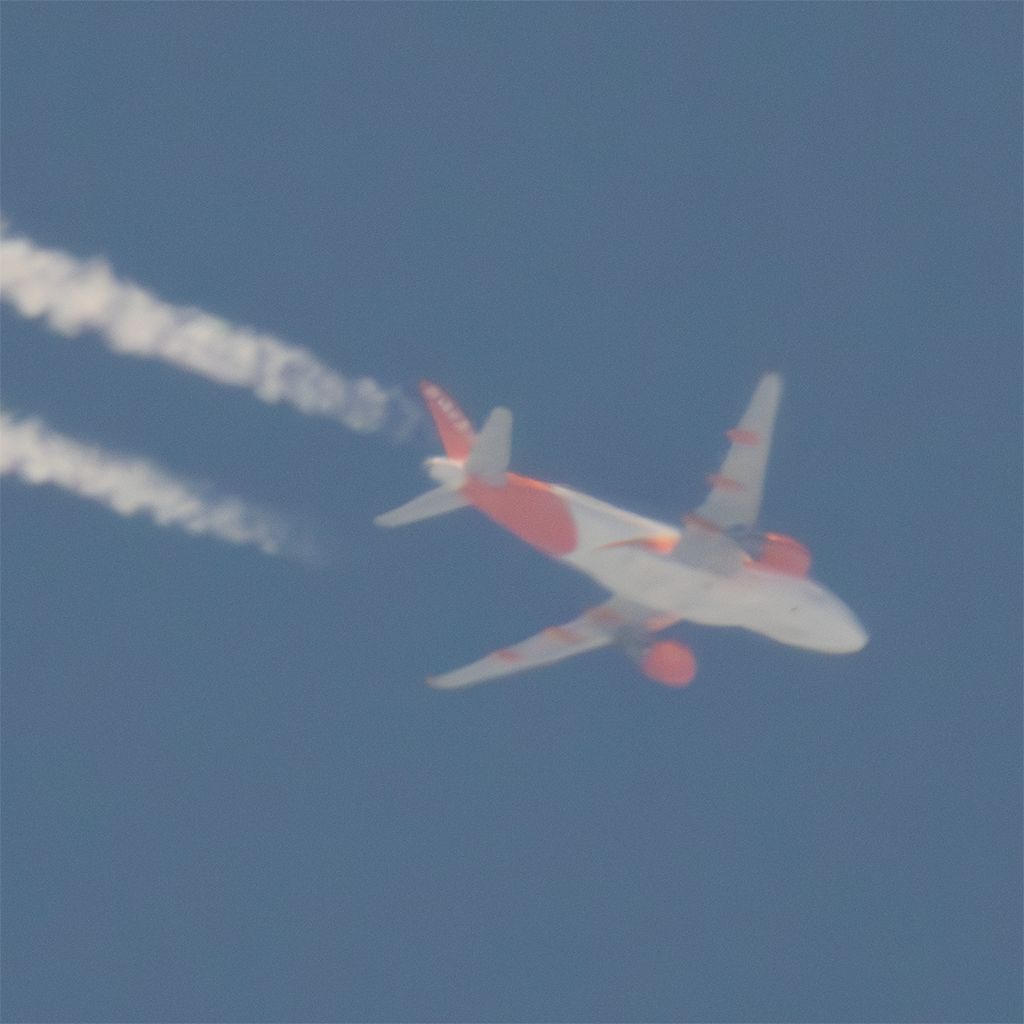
[
  {"left": 428, "top": 597, "right": 675, "bottom": 690},
  {"left": 691, "top": 372, "right": 782, "bottom": 531}
]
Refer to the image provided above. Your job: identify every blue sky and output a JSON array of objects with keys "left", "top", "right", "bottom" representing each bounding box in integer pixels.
[{"left": 2, "top": 5, "right": 1020, "bottom": 1022}]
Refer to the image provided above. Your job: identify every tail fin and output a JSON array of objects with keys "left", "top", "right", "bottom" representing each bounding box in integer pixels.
[
  {"left": 466, "top": 407, "right": 512, "bottom": 484},
  {"left": 375, "top": 382, "right": 513, "bottom": 528},
  {"left": 419, "top": 381, "right": 475, "bottom": 460},
  {"left": 374, "top": 486, "right": 468, "bottom": 527}
]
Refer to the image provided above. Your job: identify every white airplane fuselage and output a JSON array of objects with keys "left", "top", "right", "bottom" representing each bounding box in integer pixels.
[{"left": 427, "top": 456, "right": 868, "bottom": 656}]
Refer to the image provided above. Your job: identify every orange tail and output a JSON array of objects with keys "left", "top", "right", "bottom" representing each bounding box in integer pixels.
[{"left": 419, "top": 381, "right": 475, "bottom": 461}]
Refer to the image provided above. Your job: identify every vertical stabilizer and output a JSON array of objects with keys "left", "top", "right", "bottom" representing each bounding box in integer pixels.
[
  {"left": 466, "top": 408, "right": 512, "bottom": 484},
  {"left": 419, "top": 381, "right": 475, "bottom": 460},
  {"left": 375, "top": 384, "right": 514, "bottom": 528}
]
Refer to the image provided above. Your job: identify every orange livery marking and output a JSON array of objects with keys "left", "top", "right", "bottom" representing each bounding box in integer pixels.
[
  {"left": 463, "top": 473, "right": 577, "bottom": 556},
  {"left": 419, "top": 381, "right": 475, "bottom": 461}
]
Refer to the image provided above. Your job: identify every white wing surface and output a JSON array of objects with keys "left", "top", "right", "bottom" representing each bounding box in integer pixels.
[
  {"left": 692, "top": 372, "right": 782, "bottom": 531},
  {"left": 428, "top": 597, "right": 673, "bottom": 690}
]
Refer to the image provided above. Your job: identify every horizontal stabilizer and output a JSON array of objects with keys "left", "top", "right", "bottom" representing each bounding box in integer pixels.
[{"left": 374, "top": 486, "right": 468, "bottom": 527}]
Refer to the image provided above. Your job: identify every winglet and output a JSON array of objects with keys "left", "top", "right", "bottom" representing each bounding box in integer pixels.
[{"left": 419, "top": 381, "right": 475, "bottom": 461}]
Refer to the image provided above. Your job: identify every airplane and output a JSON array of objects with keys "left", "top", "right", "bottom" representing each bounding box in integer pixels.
[{"left": 375, "top": 375, "right": 868, "bottom": 689}]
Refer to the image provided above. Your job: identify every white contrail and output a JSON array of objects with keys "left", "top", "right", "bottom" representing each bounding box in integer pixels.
[
  {"left": 0, "top": 225, "right": 419, "bottom": 438},
  {"left": 1, "top": 410, "right": 316, "bottom": 560}
]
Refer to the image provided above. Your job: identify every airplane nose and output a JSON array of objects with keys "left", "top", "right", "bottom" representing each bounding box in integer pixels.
[{"left": 837, "top": 606, "right": 869, "bottom": 653}]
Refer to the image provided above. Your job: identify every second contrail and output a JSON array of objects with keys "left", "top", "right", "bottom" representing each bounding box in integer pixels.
[{"left": 1, "top": 409, "right": 318, "bottom": 560}]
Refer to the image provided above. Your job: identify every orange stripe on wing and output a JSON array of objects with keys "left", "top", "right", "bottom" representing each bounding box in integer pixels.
[
  {"left": 598, "top": 535, "right": 678, "bottom": 554},
  {"left": 644, "top": 613, "right": 679, "bottom": 632},
  {"left": 544, "top": 626, "right": 584, "bottom": 644},
  {"left": 706, "top": 473, "right": 745, "bottom": 492},
  {"left": 726, "top": 428, "right": 761, "bottom": 446},
  {"left": 683, "top": 513, "right": 724, "bottom": 533},
  {"left": 587, "top": 606, "right": 625, "bottom": 626}
]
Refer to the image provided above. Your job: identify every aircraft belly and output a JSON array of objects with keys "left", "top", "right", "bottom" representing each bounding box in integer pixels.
[{"left": 565, "top": 547, "right": 767, "bottom": 630}]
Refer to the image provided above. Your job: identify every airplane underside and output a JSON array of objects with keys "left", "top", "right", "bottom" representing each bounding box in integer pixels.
[{"left": 376, "top": 377, "right": 868, "bottom": 689}]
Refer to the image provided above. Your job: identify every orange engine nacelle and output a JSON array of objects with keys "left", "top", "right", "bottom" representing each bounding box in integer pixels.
[
  {"left": 755, "top": 533, "right": 812, "bottom": 577},
  {"left": 639, "top": 640, "right": 697, "bottom": 687}
]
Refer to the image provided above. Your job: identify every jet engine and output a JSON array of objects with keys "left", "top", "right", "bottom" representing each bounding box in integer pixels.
[
  {"left": 755, "top": 532, "right": 812, "bottom": 576},
  {"left": 727, "top": 528, "right": 811, "bottom": 575},
  {"left": 634, "top": 639, "right": 697, "bottom": 687}
]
